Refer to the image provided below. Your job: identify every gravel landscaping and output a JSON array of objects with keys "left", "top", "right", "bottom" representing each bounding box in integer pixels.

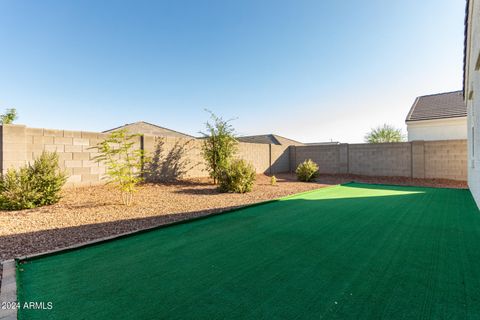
[{"left": 0, "top": 173, "right": 467, "bottom": 261}]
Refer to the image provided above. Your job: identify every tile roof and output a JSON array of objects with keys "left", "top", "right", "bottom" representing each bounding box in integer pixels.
[
  {"left": 405, "top": 91, "right": 466, "bottom": 122},
  {"left": 103, "top": 121, "right": 195, "bottom": 138},
  {"left": 237, "top": 134, "right": 304, "bottom": 146}
]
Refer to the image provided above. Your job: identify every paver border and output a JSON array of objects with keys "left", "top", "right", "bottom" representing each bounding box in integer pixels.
[{"left": 0, "top": 260, "right": 17, "bottom": 320}]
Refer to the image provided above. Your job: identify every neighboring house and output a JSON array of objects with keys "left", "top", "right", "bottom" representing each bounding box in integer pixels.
[
  {"left": 237, "top": 134, "right": 304, "bottom": 146},
  {"left": 405, "top": 91, "right": 467, "bottom": 141},
  {"left": 306, "top": 141, "right": 341, "bottom": 146},
  {"left": 465, "top": 0, "right": 480, "bottom": 206},
  {"left": 104, "top": 121, "right": 194, "bottom": 139}
]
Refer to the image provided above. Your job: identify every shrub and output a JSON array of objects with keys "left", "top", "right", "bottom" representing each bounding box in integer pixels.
[
  {"left": 296, "top": 159, "right": 319, "bottom": 182},
  {"left": 270, "top": 175, "right": 277, "bottom": 186},
  {"left": 200, "top": 111, "right": 238, "bottom": 184},
  {"left": 218, "top": 159, "right": 256, "bottom": 193},
  {"left": 92, "top": 129, "right": 147, "bottom": 206},
  {"left": 0, "top": 152, "right": 67, "bottom": 210}
]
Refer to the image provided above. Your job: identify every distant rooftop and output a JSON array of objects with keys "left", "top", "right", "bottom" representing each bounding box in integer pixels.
[
  {"left": 406, "top": 91, "right": 466, "bottom": 122},
  {"left": 237, "top": 134, "right": 304, "bottom": 146},
  {"left": 305, "top": 141, "right": 341, "bottom": 146},
  {"left": 104, "top": 121, "right": 194, "bottom": 138}
]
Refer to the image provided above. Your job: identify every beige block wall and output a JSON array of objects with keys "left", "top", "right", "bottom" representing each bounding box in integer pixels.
[
  {"left": 424, "top": 140, "right": 467, "bottom": 181},
  {"left": 294, "top": 145, "right": 341, "bottom": 174},
  {"left": 292, "top": 140, "right": 467, "bottom": 181},
  {"left": 270, "top": 145, "right": 291, "bottom": 173},
  {"left": 0, "top": 124, "right": 467, "bottom": 186},
  {"left": 24, "top": 127, "right": 114, "bottom": 186},
  {"left": 348, "top": 143, "right": 412, "bottom": 177},
  {"left": 142, "top": 137, "right": 290, "bottom": 181}
]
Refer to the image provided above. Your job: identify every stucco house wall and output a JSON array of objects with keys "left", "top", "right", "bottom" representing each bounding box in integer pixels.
[
  {"left": 407, "top": 117, "right": 467, "bottom": 141},
  {"left": 466, "top": 0, "right": 480, "bottom": 207}
]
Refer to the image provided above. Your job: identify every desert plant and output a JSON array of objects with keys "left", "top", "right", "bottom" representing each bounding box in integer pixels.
[
  {"left": 92, "top": 129, "right": 147, "bottom": 206},
  {"left": 218, "top": 159, "right": 256, "bottom": 193},
  {"left": 28, "top": 151, "right": 67, "bottom": 206},
  {"left": 200, "top": 110, "right": 238, "bottom": 184},
  {"left": 296, "top": 159, "right": 319, "bottom": 182},
  {"left": 0, "top": 108, "right": 18, "bottom": 124},
  {"left": 364, "top": 124, "right": 405, "bottom": 143},
  {"left": 0, "top": 152, "right": 67, "bottom": 210},
  {"left": 270, "top": 175, "right": 277, "bottom": 186}
]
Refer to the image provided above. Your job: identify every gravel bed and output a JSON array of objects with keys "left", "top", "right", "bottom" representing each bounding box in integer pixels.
[{"left": 0, "top": 174, "right": 467, "bottom": 261}]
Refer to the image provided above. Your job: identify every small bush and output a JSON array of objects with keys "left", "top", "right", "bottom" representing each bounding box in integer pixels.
[
  {"left": 0, "top": 152, "right": 67, "bottom": 210},
  {"left": 270, "top": 175, "right": 277, "bottom": 186},
  {"left": 92, "top": 129, "right": 147, "bottom": 206},
  {"left": 296, "top": 159, "right": 319, "bottom": 182},
  {"left": 219, "top": 159, "right": 256, "bottom": 193}
]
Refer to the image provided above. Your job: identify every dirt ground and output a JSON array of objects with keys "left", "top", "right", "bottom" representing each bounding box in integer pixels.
[{"left": 0, "top": 173, "right": 467, "bottom": 261}]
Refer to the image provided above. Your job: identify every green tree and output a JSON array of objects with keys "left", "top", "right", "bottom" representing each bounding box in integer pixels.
[
  {"left": 0, "top": 108, "right": 18, "bottom": 124},
  {"left": 200, "top": 111, "right": 238, "bottom": 184},
  {"left": 92, "top": 129, "right": 147, "bottom": 206},
  {"left": 364, "top": 124, "right": 405, "bottom": 143}
]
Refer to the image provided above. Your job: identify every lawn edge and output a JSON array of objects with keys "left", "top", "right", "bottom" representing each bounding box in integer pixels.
[
  {"left": 14, "top": 183, "right": 344, "bottom": 263},
  {"left": 348, "top": 180, "right": 470, "bottom": 190},
  {"left": 0, "top": 260, "right": 17, "bottom": 320}
]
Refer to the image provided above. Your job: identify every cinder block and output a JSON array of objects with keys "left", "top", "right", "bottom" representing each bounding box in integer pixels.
[
  {"left": 44, "top": 129, "right": 64, "bottom": 137},
  {"left": 82, "top": 145, "right": 96, "bottom": 152},
  {"left": 90, "top": 166, "right": 106, "bottom": 174},
  {"left": 65, "top": 145, "right": 83, "bottom": 152},
  {"left": 44, "top": 144, "right": 65, "bottom": 152},
  {"left": 82, "top": 160, "right": 98, "bottom": 167},
  {"left": 81, "top": 131, "right": 99, "bottom": 139},
  {"left": 26, "top": 127, "right": 44, "bottom": 136},
  {"left": 54, "top": 137, "right": 73, "bottom": 145},
  {"left": 58, "top": 153, "right": 73, "bottom": 161},
  {"left": 73, "top": 167, "right": 91, "bottom": 175},
  {"left": 73, "top": 152, "right": 90, "bottom": 160},
  {"left": 63, "top": 130, "right": 82, "bottom": 138},
  {"left": 25, "top": 135, "right": 34, "bottom": 144},
  {"left": 89, "top": 152, "right": 101, "bottom": 160},
  {"left": 73, "top": 138, "right": 89, "bottom": 146},
  {"left": 26, "top": 143, "right": 44, "bottom": 153},
  {"left": 89, "top": 138, "right": 103, "bottom": 147},
  {"left": 65, "top": 160, "right": 82, "bottom": 168}
]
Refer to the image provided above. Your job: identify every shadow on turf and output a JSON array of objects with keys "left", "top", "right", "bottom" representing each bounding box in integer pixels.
[{"left": 1, "top": 184, "right": 472, "bottom": 262}]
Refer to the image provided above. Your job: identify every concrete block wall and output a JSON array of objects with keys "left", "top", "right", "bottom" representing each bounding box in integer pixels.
[
  {"left": 294, "top": 145, "right": 341, "bottom": 174},
  {"left": 270, "top": 145, "right": 291, "bottom": 174},
  {"left": 424, "top": 140, "right": 467, "bottom": 181},
  {"left": 0, "top": 125, "right": 291, "bottom": 187},
  {"left": 292, "top": 140, "right": 467, "bottom": 181},
  {"left": 348, "top": 142, "right": 412, "bottom": 177},
  {"left": 23, "top": 126, "right": 113, "bottom": 186},
  {"left": 0, "top": 125, "right": 467, "bottom": 186},
  {"left": 142, "top": 136, "right": 290, "bottom": 180}
]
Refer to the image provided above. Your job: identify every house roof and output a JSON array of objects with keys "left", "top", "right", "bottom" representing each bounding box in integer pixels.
[
  {"left": 103, "top": 121, "right": 195, "bottom": 138},
  {"left": 305, "top": 141, "right": 341, "bottom": 146},
  {"left": 405, "top": 91, "right": 466, "bottom": 122},
  {"left": 237, "top": 134, "right": 304, "bottom": 146}
]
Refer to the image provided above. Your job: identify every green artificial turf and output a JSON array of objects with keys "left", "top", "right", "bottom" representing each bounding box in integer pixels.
[{"left": 16, "top": 183, "right": 480, "bottom": 319}]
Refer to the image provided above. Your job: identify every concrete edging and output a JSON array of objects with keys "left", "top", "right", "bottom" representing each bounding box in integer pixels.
[{"left": 0, "top": 260, "right": 17, "bottom": 320}]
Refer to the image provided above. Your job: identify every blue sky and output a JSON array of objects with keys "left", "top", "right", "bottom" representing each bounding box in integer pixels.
[{"left": 0, "top": 0, "right": 465, "bottom": 143}]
